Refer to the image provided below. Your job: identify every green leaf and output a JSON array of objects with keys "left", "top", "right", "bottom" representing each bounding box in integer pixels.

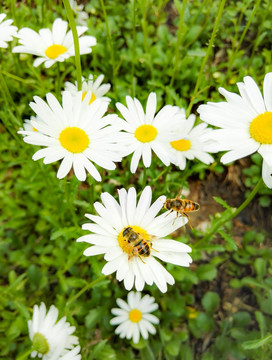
[
  {"left": 242, "top": 334, "right": 272, "bottom": 350},
  {"left": 212, "top": 196, "right": 231, "bottom": 210},
  {"left": 165, "top": 338, "right": 181, "bottom": 356},
  {"left": 255, "top": 311, "right": 266, "bottom": 337},
  {"left": 201, "top": 292, "right": 220, "bottom": 314},
  {"left": 233, "top": 311, "right": 251, "bottom": 327},
  {"left": 91, "top": 340, "right": 117, "bottom": 360},
  {"left": 254, "top": 258, "right": 266, "bottom": 278},
  {"left": 196, "top": 264, "right": 217, "bottom": 281}
]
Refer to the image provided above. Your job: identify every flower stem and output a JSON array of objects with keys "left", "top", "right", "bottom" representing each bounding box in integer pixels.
[
  {"left": 186, "top": 0, "right": 226, "bottom": 115},
  {"left": 16, "top": 347, "right": 34, "bottom": 360},
  {"left": 195, "top": 177, "right": 263, "bottom": 248},
  {"left": 0, "top": 64, "right": 21, "bottom": 125},
  {"left": 66, "top": 275, "right": 106, "bottom": 306},
  {"left": 62, "top": 0, "right": 82, "bottom": 91},
  {"left": 225, "top": 0, "right": 261, "bottom": 81},
  {"left": 169, "top": 0, "right": 188, "bottom": 87},
  {"left": 131, "top": 0, "right": 136, "bottom": 97},
  {"left": 100, "top": 0, "right": 116, "bottom": 89}
]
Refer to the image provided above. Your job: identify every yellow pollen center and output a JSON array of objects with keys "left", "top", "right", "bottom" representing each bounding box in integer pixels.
[
  {"left": 45, "top": 44, "right": 67, "bottom": 59},
  {"left": 170, "top": 139, "right": 191, "bottom": 151},
  {"left": 82, "top": 91, "right": 96, "bottom": 104},
  {"left": 117, "top": 225, "right": 149, "bottom": 255},
  {"left": 59, "top": 127, "right": 90, "bottom": 153},
  {"left": 249, "top": 112, "right": 272, "bottom": 144},
  {"left": 134, "top": 125, "right": 158, "bottom": 143},
  {"left": 129, "top": 309, "right": 142, "bottom": 323}
]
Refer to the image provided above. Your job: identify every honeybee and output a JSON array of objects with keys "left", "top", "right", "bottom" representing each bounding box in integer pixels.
[
  {"left": 122, "top": 226, "right": 152, "bottom": 262},
  {"left": 163, "top": 196, "right": 200, "bottom": 228}
]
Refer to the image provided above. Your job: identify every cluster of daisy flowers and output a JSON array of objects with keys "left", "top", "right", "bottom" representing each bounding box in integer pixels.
[
  {"left": 29, "top": 292, "right": 160, "bottom": 359},
  {"left": 18, "top": 87, "right": 217, "bottom": 182},
  {"left": 3, "top": 5, "right": 272, "bottom": 358}
]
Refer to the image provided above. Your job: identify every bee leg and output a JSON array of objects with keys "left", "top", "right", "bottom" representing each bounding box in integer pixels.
[
  {"left": 172, "top": 212, "right": 179, "bottom": 225},
  {"left": 165, "top": 209, "right": 173, "bottom": 218},
  {"left": 138, "top": 255, "right": 146, "bottom": 264},
  {"left": 183, "top": 213, "right": 193, "bottom": 229}
]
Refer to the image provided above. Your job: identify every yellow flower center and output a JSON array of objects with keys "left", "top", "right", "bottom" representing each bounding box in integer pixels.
[
  {"left": 134, "top": 125, "right": 157, "bottom": 143},
  {"left": 82, "top": 91, "right": 96, "bottom": 104},
  {"left": 45, "top": 44, "right": 67, "bottom": 59},
  {"left": 32, "top": 332, "right": 49, "bottom": 354},
  {"left": 117, "top": 225, "right": 150, "bottom": 255},
  {"left": 59, "top": 127, "right": 90, "bottom": 153},
  {"left": 129, "top": 309, "right": 142, "bottom": 323},
  {"left": 170, "top": 139, "right": 191, "bottom": 151},
  {"left": 249, "top": 112, "right": 272, "bottom": 144}
]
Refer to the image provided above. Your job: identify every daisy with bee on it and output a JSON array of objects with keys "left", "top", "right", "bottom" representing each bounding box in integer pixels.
[{"left": 77, "top": 186, "right": 192, "bottom": 293}]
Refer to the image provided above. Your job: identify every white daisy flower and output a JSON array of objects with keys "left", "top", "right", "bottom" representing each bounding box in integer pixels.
[
  {"left": 110, "top": 291, "right": 159, "bottom": 344},
  {"left": 69, "top": 0, "right": 88, "bottom": 26},
  {"left": 64, "top": 74, "right": 111, "bottom": 104},
  {"left": 167, "top": 109, "right": 214, "bottom": 170},
  {"left": 0, "top": 13, "right": 18, "bottom": 48},
  {"left": 198, "top": 73, "right": 272, "bottom": 188},
  {"left": 77, "top": 186, "right": 192, "bottom": 293},
  {"left": 12, "top": 18, "right": 96, "bottom": 68},
  {"left": 116, "top": 93, "right": 182, "bottom": 173},
  {"left": 28, "top": 303, "right": 80, "bottom": 360},
  {"left": 18, "top": 91, "right": 124, "bottom": 181}
]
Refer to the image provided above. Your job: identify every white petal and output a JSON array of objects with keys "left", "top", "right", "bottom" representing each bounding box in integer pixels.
[
  {"left": 262, "top": 160, "right": 272, "bottom": 189},
  {"left": 243, "top": 76, "right": 266, "bottom": 114},
  {"left": 263, "top": 72, "right": 272, "bottom": 111},
  {"left": 57, "top": 154, "right": 73, "bottom": 179},
  {"left": 145, "top": 92, "right": 157, "bottom": 123}
]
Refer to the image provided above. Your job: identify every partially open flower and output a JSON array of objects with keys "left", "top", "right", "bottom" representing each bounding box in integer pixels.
[
  {"left": 28, "top": 303, "right": 80, "bottom": 359},
  {"left": 64, "top": 74, "right": 111, "bottom": 105}
]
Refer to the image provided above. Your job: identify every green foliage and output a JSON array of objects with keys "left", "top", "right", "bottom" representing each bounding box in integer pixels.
[{"left": 0, "top": 0, "right": 272, "bottom": 359}]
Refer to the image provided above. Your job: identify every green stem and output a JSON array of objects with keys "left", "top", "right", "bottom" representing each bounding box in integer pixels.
[
  {"left": 187, "top": 0, "right": 226, "bottom": 115},
  {"left": 195, "top": 178, "right": 263, "bottom": 247},
  {"left": 56, "top": 62, "right": 61, "bottom": 98},
  {"left": 139, "top": 0, "right": 149, "bottom": 57},
  {"left": 62, "top": 0, "right": 82, "bottom": 90},
  {"left": 16, "top": 347, "right": 34, "bottom": 360},
  {"left": 66, "top": 275, "right": 106, "bottom": 306},
  {"left": 64, "top": 178, "right": 78, "bottom": 226},
  {"left": 0, "top": 66, "right": 21, "bottom": 124},
  {"left": 150, "top": 166, "right": 170, "bottom": 186},
  {"left": 225, "top": 0, "right": 261, "bottom": 80},
  {"left": 249, "top": 1, "right": 270, "bottom": 67},
  {"left": 100, "top": 0, "right": 116, "bottom": 88},
  {"left": 131, "top": 0, "right": 136, "bottom": 97},
  {"left": 169, "top": 0, "right": 188, "bottom": 87}
]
